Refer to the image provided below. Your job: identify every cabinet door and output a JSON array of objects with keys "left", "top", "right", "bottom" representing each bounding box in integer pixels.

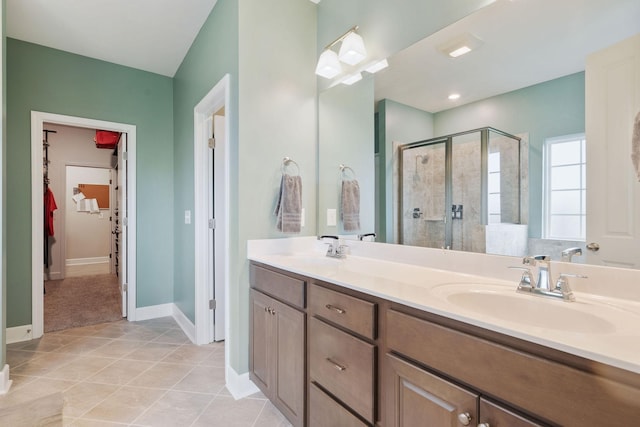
[
  {"left": 479, "top": 398, "right": 545, "bottom": 427},
  {"left": 273, "top": 298, "right": 305, "bottom": 427},
  {"left": 384, "top": 353, "right": 478, "bottom": 427},
  {"left": 250, "top": 289, "right": 274, "bottom": 394}
]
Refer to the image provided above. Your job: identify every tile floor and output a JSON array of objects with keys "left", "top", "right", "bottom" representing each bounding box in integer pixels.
[{"left": 2, "top": 317, "right": 292, "bottom": 426}]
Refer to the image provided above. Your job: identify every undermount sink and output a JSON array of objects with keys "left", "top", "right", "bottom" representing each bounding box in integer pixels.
[{"left": 431, "top": 283, "right": 619, "bottom": 334}]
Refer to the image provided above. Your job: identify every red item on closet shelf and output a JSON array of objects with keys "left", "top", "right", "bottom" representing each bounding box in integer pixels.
[{"left": 95, "top": 130, "right": 121, "bottom": 149}]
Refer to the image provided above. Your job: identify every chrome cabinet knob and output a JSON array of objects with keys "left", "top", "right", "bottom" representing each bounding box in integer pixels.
[
  {"left": 478, "top": 423, "right": 490, "bottom": 427},
  {"left": 586, "top": 242, "right": 600, "bottom": 251},
  {"left": 457, "top": 412, "right": 472, "bottom": 426}
]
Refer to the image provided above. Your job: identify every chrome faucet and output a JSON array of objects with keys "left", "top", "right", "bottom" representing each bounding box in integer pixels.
[
  {"left": 317, "top": 235, "right": 348, "bottom": 259},
  {"left": 561, "top": 247, "right": 582, "bottom": 262},
  {"left": 523, "top": 255, "right": 551, "bottom": 290},
  {"left": 511, "top": 255, "right": 587, "bottom": 302}
]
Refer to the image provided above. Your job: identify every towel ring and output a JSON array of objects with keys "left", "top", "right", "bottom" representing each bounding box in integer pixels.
[
  {"left": 282, "top": 157, "right": 300, "bottom": 175},
  {"left": 340, "top": 164, "right": 357, "bottom": 179}
]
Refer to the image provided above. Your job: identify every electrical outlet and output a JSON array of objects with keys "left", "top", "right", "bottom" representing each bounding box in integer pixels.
[
  {"left": 327, "top": 208, "right": 337, "bottom": 226},
  {"left": 185, "top": 210, "right": 191, "bottom": 224},
  {"left": 301, "top": 208, "right": 305, "bottom": 227}
]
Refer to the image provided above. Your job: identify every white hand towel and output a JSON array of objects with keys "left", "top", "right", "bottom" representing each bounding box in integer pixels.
[{"left": 632, "top": 111, "right": 640, "bottom": 181}]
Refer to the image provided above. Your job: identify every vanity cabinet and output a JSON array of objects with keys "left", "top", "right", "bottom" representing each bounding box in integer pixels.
[
  {"left": 385, "top": 308, "right": 640, "bottom": 426},
  {"left": 308, "top": 283, "right": 378, "bottom": 425},
  {"left": 248, "top": 261, "right": 640, "bottom": 427},
  {"left": 249, "top": 264, "right": 306, "bottom": 427}
]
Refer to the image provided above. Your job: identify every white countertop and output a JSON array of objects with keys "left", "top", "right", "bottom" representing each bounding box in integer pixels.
[{"left": 248, "top": 237, "right": 640, "bottom": 375}]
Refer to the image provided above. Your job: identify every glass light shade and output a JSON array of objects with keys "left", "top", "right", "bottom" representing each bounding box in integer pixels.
[
  {"left": 315, "top": 49, "right": 342, "bottom": 79},
  {"left": 364, "top": 58, "right": 389, "bottom": 74},
  {"left": 338, "top": 32, "right": 367, "bottom": 65},
  {"left": 341, "top": 72, "right": 363, "bottom": 86}
]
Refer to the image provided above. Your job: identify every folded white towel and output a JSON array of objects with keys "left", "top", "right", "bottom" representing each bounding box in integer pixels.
[
  {"left": 632, "top": 111, "right": 640, "bottom": 181},
  {"left": 341, "top": 179, "right": 360, "bottom": 231},
  {"left": 274, "top": 174, "right": 302, "bottom": 233}
]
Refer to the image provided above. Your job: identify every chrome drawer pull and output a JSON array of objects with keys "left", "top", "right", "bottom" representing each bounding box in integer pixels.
[
  {"left": 325, "top": 304, "right": 346, "bottom": 314},
  {"left": 326, "top": 358, "right": 346, "bottom": 371}
]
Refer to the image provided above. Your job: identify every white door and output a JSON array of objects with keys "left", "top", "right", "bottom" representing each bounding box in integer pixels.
[
  {"left": 118, "top": 133, "right": 128, "bottom": 317},
  {"left": 585, "top": 34, "right": 640, "bottom": 268},
  {"left": 212, "top": 114, "right": 226, "bottom": 341}
]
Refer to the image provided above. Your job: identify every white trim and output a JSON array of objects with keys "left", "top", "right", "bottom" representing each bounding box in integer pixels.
[
  {"left": 6, "top": 325, "right": 34, "bottom": 344},
  {"left": 194, "top": 74, "right": 231, "bottom": 345},
  {"left": 65, "top": 257, "right": 110, "bottom": 266},
  {"left": 133, "top": 303, "right": 197, "bottom": 344},
  {"left": 0, "top": 365, "right": 12, "bottom": 395},
  {"left": 135, "top": 303, "right": 173, "bottom": 321},
  {"left": 31, "top": 111, "right": 137, "bottom": 336},
  {"left": 171, "top": 304, "right": 196, "bottom": 343},
  {"left": 225, "top": 365, "right": 259, "bottom": 400}
]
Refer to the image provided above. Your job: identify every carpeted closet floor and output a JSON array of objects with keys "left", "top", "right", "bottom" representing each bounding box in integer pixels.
[{"left": 44, "top": 274, "right": 123, "bottom": 333}]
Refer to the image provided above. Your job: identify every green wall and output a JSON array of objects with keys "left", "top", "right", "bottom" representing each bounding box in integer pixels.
[
  {"left": 6, "top": 39, "right": 175, "bottom": 327},
  {"left": 433, "top": 72, "right": 586, "bottom": 238},
  {"left": 172, "top": 0, "right": 239, "bottom": 325},
  {"left": 377, "top": 99, "right": 434, "bottom": 242}
]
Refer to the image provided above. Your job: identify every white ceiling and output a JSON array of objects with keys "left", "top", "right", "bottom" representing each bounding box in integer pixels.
[
  {"left": 6, "top": 0, "right": 219, "bottom": 77},
  {"left": 375, "top": 0, "right": 640, "bottom": 113}
]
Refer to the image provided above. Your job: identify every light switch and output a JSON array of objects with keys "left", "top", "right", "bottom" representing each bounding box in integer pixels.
[
  {"left": 184, "top": 210, "right": 191, "bottom": 224},
  {"left": 327, "top": 208, "right": 337, "bottom": 226},
  {"left": 301, "top": 208, "right": 306, "bottom": 227}
]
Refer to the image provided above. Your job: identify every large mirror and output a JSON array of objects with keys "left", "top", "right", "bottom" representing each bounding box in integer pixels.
[{"left": 318, "top": 0, "right": 640, "bottom": 267}]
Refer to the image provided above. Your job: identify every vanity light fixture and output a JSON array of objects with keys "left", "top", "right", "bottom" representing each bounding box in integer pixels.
[
  {"left": 315, "top": 50, "right": 342, "bottom": 79},
  {"left": 338, "top": 31, "right": 367, "bottom": 65},
  {"left": 316, "top": 26, "right": 367, "bottom": 79},
  {"left": 448, "top": 93, "right": 461, "bottom": 100}
]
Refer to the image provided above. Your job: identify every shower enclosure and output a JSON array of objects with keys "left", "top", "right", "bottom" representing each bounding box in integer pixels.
[{"left": 399, "top": 127, "right": 522, "bottom": 253}]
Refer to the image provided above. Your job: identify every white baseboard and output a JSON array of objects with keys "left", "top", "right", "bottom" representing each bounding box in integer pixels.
[
  {"left": 65, "top": 257, "right": 110, "bottom": 266},
  {"left": 6, "top": 325, "right": 33, "bottom": 344},
  {"left": 172, "top": 304, "right": 196, "bottom": 344},
  {"left": 0, "top": 365, "right": 13, "bottom": 395},
  {"left": 226, "top": 365, "right": 259, "bottom": 400},
  {"left": 134, "top": 303, "right": 173, "bottom": 321}
]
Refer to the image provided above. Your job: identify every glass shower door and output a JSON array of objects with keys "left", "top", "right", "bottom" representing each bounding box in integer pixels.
[
  {"left": 400, "top": 141, "right": 447, "bottom": 248},
  {"left": 450, "top": 131, "right": 483, "bottom": 252}
]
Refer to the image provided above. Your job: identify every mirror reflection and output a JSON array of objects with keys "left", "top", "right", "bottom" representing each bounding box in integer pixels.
[{"left": 318, "top": 0, "right": 640, "bottom": 267}]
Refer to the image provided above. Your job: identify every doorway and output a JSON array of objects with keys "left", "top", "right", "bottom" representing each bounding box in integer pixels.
[
  {"left": 31, "top": 111, "right": 137, "bottom": 339},
  {"left": 194, "top": 74, "right": 230, "bottom": 347}
]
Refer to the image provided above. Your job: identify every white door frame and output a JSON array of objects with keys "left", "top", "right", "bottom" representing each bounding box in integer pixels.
[
  {"left": 194, "top": 74, "right": 230, "bottom": 346},
  {"left": 31, "top": 111, "right": 137, "bottom": 338}
]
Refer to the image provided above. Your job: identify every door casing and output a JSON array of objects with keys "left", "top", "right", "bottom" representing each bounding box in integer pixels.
[{"left": 31, "top": 111, "right": 137, "bottom": 338}]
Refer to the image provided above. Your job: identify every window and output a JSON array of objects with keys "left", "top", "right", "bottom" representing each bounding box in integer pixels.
[
  {"left": 487, "top": 151, "right": 501, "bottom": 224},
  {"left": 543, "top": 134, "right": 586, "bottom": 240}
]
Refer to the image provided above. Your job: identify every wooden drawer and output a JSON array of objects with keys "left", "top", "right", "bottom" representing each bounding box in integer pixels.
[
  {"left": 479, "top": 398, "right": 544, "bottom": 427},
  {"left": 309, "top": 317, "right": 375, "bottom": 423},
  {"left": 250, "top": 263, "right": 306, "bottom": 309},
  {"left": 309, "top": 383, "right": 368, "bottom": 427},
  {"left": 386, "top": 309, "right": 640, "bottom": 426},
  {"left": 309, "top": 283, "right": 376, "bottom": 339}
]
